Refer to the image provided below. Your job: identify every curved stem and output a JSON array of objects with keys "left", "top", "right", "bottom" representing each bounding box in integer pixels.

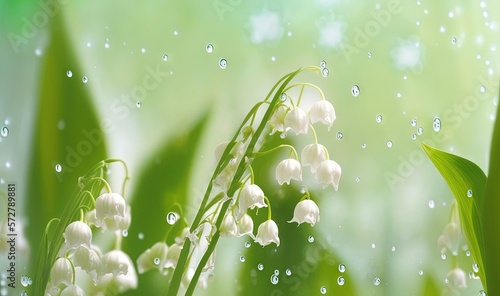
[
  {"left": 253, "top": 144, "right": 299, "bottom": 160},
  {"left": 264, "top": 196, "right": 272, "bottom": 220}
]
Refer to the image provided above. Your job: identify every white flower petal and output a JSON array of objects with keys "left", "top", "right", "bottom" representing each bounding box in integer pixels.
[
  {"left": 63, "top": 221, "right": 92, "bottom": 250},
  {"left": 237, "top": 213, "right": 255, "bottom": 239},
  {"left": 446, "top": 267, "right": 467, "bottom": 289},
  {"left": 269, "top": 105, "right": 288, "bottom": 135},
  {"left": 288, "top": 199, "right": 320, "bottom": 226},
  {"left": 309, "top": 100, "right": 336, "bottom": 129},
  {"left": 220, "top": 214, "right": 238, "bottom": 237},
  {"left": 255, "top": 220, "right": 280, "bottom": 247},
  {"left": 284, "top": 107, "right": 309, "bottom": 135},
  {"left": 136, "top": 242, "right": 169, "bottom": 274},
  {"left": 301, "top": 144, "right": 328, "bottom": 171},
  {"left": 276, "top": 158, "right": 302, "bottom": 185},
  {"left": 315, "top": 160, "right": 341, "bottom": 190}
]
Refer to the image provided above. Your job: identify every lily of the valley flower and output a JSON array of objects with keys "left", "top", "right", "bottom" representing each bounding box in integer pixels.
[
  {"left": 136, "top": 242, "right": 169, "bottom": 274},
  {"left": 276, "top": 158, "right": 302, "bottom": 185},
  {"left": 437, "top": 222, "right": 461, "bottom": 256},
  {"left": 72, "top": 246, "right": 101, "bottom": 283},
  {"left": 255, "top": 220, "right": 280, "bottom": 247},
  {"left": 96, "top": 251, "right": 138, "bottom": 294},
  {"left": 95, "top": 192, "right": 130, "bottom": 231},
  {"left": 220, "top": 214, "right": 238, "bottom": 237},
  {"left": 237, "top": 213, "right": 255, "bottom": 239},
  {"left": 446, "top": 267, "right": 467, "bottom": 289},
  {"left": 284, "top": 107, "right": 309, "bottom": 135},
  {"left": 48, "top": 257, "right": 74, "bottom": 295},
  {"left": 315, "top": 160, "right": 341, "bottom": 191},
  {"left": 165, "top": 243, "right": 182, "bottom": 269},
  {"left": 60, "top": 285, "right": 86, "bottom": 296},
  {"left": 288, "top": 199, "right": 320, "bottom": 226},
  {"left": 235, "top": 184, "right": 267, "bottom": 220},
  {"left": 100, "top": 250, "right": 130, "bottom": 277},
  {"left": 63, "top": 221, "right": 92, "bottom": 250},
  {"left": 269, "top": 105, "right": 288, "bottom": 135},
  {"left": 309, "top": 100, "right": 336, "bottom": 130},
  {"left": 301, "top": 143, "right": 328, "bottom": 172}
]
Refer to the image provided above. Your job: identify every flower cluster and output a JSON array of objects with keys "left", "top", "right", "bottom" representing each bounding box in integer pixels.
[{"left": 45, "top": 191, "right": 137, "bottom": 295}]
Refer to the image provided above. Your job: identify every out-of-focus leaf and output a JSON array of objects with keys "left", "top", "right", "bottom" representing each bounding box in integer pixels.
[
  {"left": 422, "top": 143, "right": 487, "bottom": 289},
  {"left": 26, "top": 12, "right": 107, "bottom": 283},
  {"left": 421, "top": 275, "right": 441, "bottom": 296},
  {"left": 121, "top": 110, "right": 210, "bottom": 295}
]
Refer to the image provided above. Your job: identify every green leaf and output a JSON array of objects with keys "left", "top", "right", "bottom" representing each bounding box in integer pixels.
[
  {"left": 421, "top": 143, "right": 487, "bottom": 289},
  {"left": 420, "top": 275, "right": 441, "bottom": 296},
  {"left": 26, "top": 13, "right": 107, "bottom": 288},
  {"left": 121, "top": 110, "right": 210, "bottom": 295}
]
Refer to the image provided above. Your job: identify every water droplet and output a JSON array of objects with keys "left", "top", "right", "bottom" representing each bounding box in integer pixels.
[
  {"left": 35, "top": 48, "right": 42, "bottom": 56},
  {"left": 375, "top": 114, "right": 383, "bottom": 123},
  {"left": 270, "top": 274, "right": 279, "bottom": 285},
  {"left": 104, "top": 42, "right": 110, "bottom": 48},
  {"left": 20, "top": 275, "right": 31, "bottom": 287},
  {"left": 361, "top": 142, "right": 367, "bottom": 149},
  {"left": 452, "top": 37, "right": 457, "bottom": 44},
  {"left": 219, "top": 58, "right": 227, "bottom": 69},
  {"left": 441, "top": 252, "right": 447, "bottom": 260},
  {"left": 386, "top": 140, "right": 393, "bottom": 148},
  {"left": 368, "top": 52, "right": 372, "bottom": 58},
  {"left": 55, "top": 164, "right": 62, "bottom": 172},
  {"left": 271, "top": 56, "right": 276, "bottom": 62},
  {"left": 433, "top": 118, "right": 441, "bottom": 132},
  {"left": 479, "top": 290, "right": 487, "bottom": 296},
  {"left": 480, "top": 85, "right": 486, "bottom": 93},
  {"left": 418, "top": 269, "right": 424, "bottom": 276},
  {"left": 162, "top": 54, "right": 168, "bottom": 61},
  {"left": 322, "top": 67, "right": 329, "bottom": 77},
  {"left": 351, "top": 85, "right": 360, "bottom": 97},
  {"left": 467, "top": 189, "right": 473, "bottom": 198},
  {"left": 244, "top": 241, "right": 251, "bottom": 248},
  {"left": 206, "top": 44, "right": 214, "bottom": 53},
  {"left": 396, "top": 92, "right": 402, "bottom": 98},
  {"left": 166, "top": 212, "right": 178, "bottom": 225},
  {"left": 373, "top": 277, "right": 381, "bottom": 286},
  {"left": 280, "top": 93, "right": 287, "bottom": 101},
  {"left": 308, "top": 235, "right": 315, "bottom": 243},
  {"left": 410, "top": 118, "right": 417, "bottom": 126},
  {"left": 82, "top": 76, "right": 88, "bottom": 84},
  {"left": 280, "top": 133, "right": 287, "bottom": 139},
  {"left": 338, "top": 264, "right": 346, "bottom": 273},
  {"left": 136, "top": 101, "right": 142, "bottom": 109},
  {"left": 473, "top": 263, "right": 479, "bottom": 273},
  {"left": 66, "top": 70, "right": 72, "bottom": 78},
  {"left": 417, "top": 127, "right": 423, "bottom": 135},
  {"left": 320, "top": 286, "right": 327, "bottom": 294},
  {"left": 138, "top": 232, "right": 144, "bottom": 240},
  {"left": 391, "top": 246, "right": 396, "bottom": 252},
  {"left": 1, "top": 126, "right": 9, "bottom": 137},
  {"left": 337, "top": 276, "right": 345, "bottom": 286},
  {"left": 336, "top": 132, "right": 343, "bottom": 140},
  {"left": 428, "top": 200, "right": 435, "bottom": 208},
  {"left": 258, "top": 263, "right": 264, "bottom": 271},
  {"left": 154, "top": 257, "right": 160, "bottom": 265},
  {"left": 173, "top": 30, "right": 179, "bottom": 36},
  {"left": 300, "top": 185, "right": 308, "bottom": 194},
  {"left": 274, "top": 269, "right": 279, "bottom": 275},
  {"left": 122, "top": 230, "right": 128, "bottom": 237},
  {"left": 285, "top": 268, "right": 292, "bottom": 276},
  {"left": 355, "top": 177, "right": 360, "bottom": 183},
  {"left": 371, "top": 243, "right": 376, "bottom": 249},
  {"left": 21, "top": 291, "right": 28, "bottom": 296},
  {"left": 320, "top": 60, "right": 327, "bottom": 68},
  {"left": 240, "top": 255, "right": 246, "bottom": 262},
  {"left": 466, "top": 250, "right": 471, "bottom": 257},
  {"left": 411, "top": 134, "right": 417, "bottom": 140}
]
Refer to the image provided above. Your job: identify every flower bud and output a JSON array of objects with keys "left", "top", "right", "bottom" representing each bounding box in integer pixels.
[
  {"left": 288, "top": 199, "right": 320, "bottom": 226},
  {"left": 276, "top": 158, "right": 302, "bottom": 185}
]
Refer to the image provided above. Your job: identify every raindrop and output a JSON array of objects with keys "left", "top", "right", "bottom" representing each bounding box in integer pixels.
[
  {"left": 473, "top": 263, "right": 479, "bottom": 273},
  {"left": 361, "top": 142, "right": 367, "bottom": 149},
  {"left": 173, "top": 30, "right": 179, "bottom": 36},
  {"left": 35, "top": 48, "right": 42, "bottom": 56},
  {"left": 386, "top": 140, "right": 393, "bottom": 148},
  {"left": 441, "top": 252, "right": 447, "bottom": 260},
  {"left": 376, "top": 114, "right": 383, "bottom": 123},
  {"left": 122, "top": 230, "right": 128, "bottom": 237},
  {"left": 433, "top": 118, "right": 441, "bottom": 132},
  {"left": 136, "top": 101, "right": 142, "bottom": 109},
  {"left": 280, "top": 93, "right": 287, "bottom": 101},
  {"left": 320, "top": 60, "right": 327, "bottom": 68},
  {"left": 418, "top": 270, "right": 424, "bottom": 276},
  {"left": 274, "top": 269, "right": 279, "bottom": 275},
  {"left": 368, "top": 52, "right": 372, "bottom": 58},
  {"left": 141, "top": 48, "right": 146, "bottom": 53},
  {"left": 1, "top": 126, "right": 9, "bottom": 137},
  {"left": 258, "top": 263, "right": 264, "bottom": 271},
  {"left": 82, "top": 76, "right": 88, "bottom": 83},
  {"left": 479, "top": 290, "right": 487, "bottom": 296},
  {"left": 5, "top": 161, "right": 11, "bottom": 169},
  {"left": 351, "top": 85, "right": 360, "bottom": 97},
  {"left": 320, "top": 286, "right": 327, "bottom": 294},
  {"left": 285, "top": 268, "right": 292, "bottom": 276},
  {"left": 104, "top": 42, "right": 110, "bottom": 48},
  {"left": 219, "top": 58, "right": 227, "bottom": 69},
  {"left": 66, "top": 70, "right": 73, "bottom": 78},
  {"left": 206, "top": 44, "right": 214, "bottom": 53},
  {"left": 21, "top": 275, "right": 31, "bottom": 287},
  {"left": 355, "top": 177, "right": 360, "bottom": 183},
  {"left": 373, "top": 277, "right": 381, "bottom": 286},
  {"left": 300, "top": 186, "right": 308, "bottom": 194},
  {"left": 240, "top": 255, "right": 246, "bottom": 262},
  {"left": 321, "top": 68, "right": 329, "bottom": 77},
  {"left": 338, "top": 264, "right": 346, "bottom": 273},
  {"left": 271, "top": 56, "right": 276, "bottom": 62},
  {"left": 336, "top": 132, "right": 343, "bottom": 140},
  {"left": 411, "top": 134, "right": 417, "bottom": 140},
  {"left": 428, "top": 200, "right": 435, "bottom": 208},
  {"left": 371, "top": 243, "right": 376, "bottom": 249},
  {"left": 467, "top": 189, "right": 473, "bottom": 198},
  {"left": 166, "top": 212, "right": 178, "bottom": 225},
  {"left": 138, "top": 232, "right": 144, "bottom": 240},
  {"left": 55, "top": 164, "right": 62, "bottom": 172},
  {"left": 337, "top": 276, "right": 345, "bottom": 286},
  {"left": 244, "top": 241, "right": 251, "bottom": 248},
  {"left": 452, "top": 37, "right": 457, "bottom": 44},
  {"left": 270, "top": 274, "right": 279, "bottom": 285},
  {"left": 21, "top": 291, "right": 28, "bottom": 296},
  {"left": 308, "top": 235, "right": 315, "bottom": 243},
  {"left": 410, "top": 118, "right": 417, "bottom": 126},
  {"left": 154, "top": 258, "right": 160, "bottom": 265},
  {"left": 396, "top": 92, "right": 402, "bottom": 98},
  {"left": 466, "top": 250, "right": 471, "bottom": 257},
  {"left": 391, "top": 246, "right": 396, "bottom": 252},
  {"left": 417, "top": 127, "right": 423, "bottom": 135},
  {"left": 480, "top": 85, "right": 486, "bottom": 93},
  {"left": 162, "top": 54, "right": 168, "bottom": 61}
]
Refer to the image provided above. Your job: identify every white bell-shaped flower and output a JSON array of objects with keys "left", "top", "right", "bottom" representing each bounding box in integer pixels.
[
  {"left": 446, "top": 267, "right": 467, "bottom": 289},
  {"left": 437, "top": 222, "right": 461, "bottom": 256},
  {"left": 96, "top": 251, "right": 137, "bottom": 294},
  {"left": 136, "top": 242, "right": 169, "bottom": 274},
  {"left": 235, "top": 184, "right": 267, "bottom": 220},
  {"left": 165, "top": 243, "right": 182, "bottom": 269},
  {"left": 315, "top": 160, "right": 341, "bottom": 191},
  {"left": 276, "top": 158, "right": 302, "bottom": 185},
  {"left": 72, "top": 246, "right": 101, "bottom": 284},
  {"left": 301, "top": 143, "right": 328, "bottom": 172},
  {"left": 95, "top": 192, "right": 127, "bottom": 229},
  {"left": 309, "top": 100, "right": 336, "bottom": 130},
  {"left": 60, "top": 285, "right": 86, "bottom": 296},
  {"left": 100, "top": 250, "right": 130, "bottom": 277},
  {"left": 288, "top": 199, "right": 320, "bottom": 226},
  {"left": 220, "top": 214, "right": 238, "bottom": 237},
  {"left": 284, "top": 107, "right": 309, "bottom": 135},
  {"left": 237, "top": 213, "right": 255, "bottom": 239},
  {"left": 269, "top": 105, "right": 288, "bottom": 135},
  {"left": 255, "top": 220, "right": 280, "bottom": 247},
  {"left": 63, "top": 221, "right": 92, "bottom": 250},
  {"left": 48, "top": 257, "right": 73, "bottom": 294}
]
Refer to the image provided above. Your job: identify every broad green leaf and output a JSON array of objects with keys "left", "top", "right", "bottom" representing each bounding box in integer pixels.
[
  {"left": 422, "top": 143, "right": 487, "bottom": 290},
  {"left": 26, "top": 12, "right": 107, "bottom": 289},
  {"left": 120, "top": 110, "right": 210, "bottom": 295}
]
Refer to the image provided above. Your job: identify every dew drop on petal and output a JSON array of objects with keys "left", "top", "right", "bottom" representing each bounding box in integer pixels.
[
  {"left": 240, "top": 255, "right": 246, "bottom": 262},
  {"left": 373, "top": 277, "right": 381, "bottom": 286},
  {"left": 308, "top": 235, "right": 315, "bottom": 243},
  {"left": 1, "top": 126, "right": 9, "bottom": 137},
  {"left": 206, "top": 43, "right": 214, "bottom": 53},
  {"left": 351, "top": 85, "right": 360, "bottom": 97},
  {"left": 244, "top": 241, "right": 251, "bottom": 248},
  {"left": 336, "top": 132, "right": 343, "bottom": 140},
  {"left": 55, "top": 164, "right": 62, "bottom": 172},
  {"left": 219, "top": 58, "right": 227, "bottom": 69},
  {"left": 270, "top": 274, "right": 279, "bottom": 285},
  {"left": 338, "top": 264, "right": 346, "bottom": 273},
  {"left": 337, "top": 276, "right": 345, "bottom": 286},
  {"left": 433, "top": 118, "right": 441, "bottom": 132},
  {"left": 166, "top": 212, "right": 178, "bottom": 225},
  {"left": 467, "top": 189, "right": 473, "bottom": 198},
  {"left": 258, "top": 263, "right": 264, "bottom": 271},
  {"left": 376, "top": 114, "right": 383, "bottom": 123},
  {"left": 82, "top": 76, "right": 88, "bottom": 83},
  {"left": 154, "top": 258, "right": 160, "bottom": 265},
  {"left": 322, "top": 67, "right": 329, "bottom": 77},
  {"left": 428, "top": 200, "right": 435, "bottom": 208},
  {"left": 320, "top": 286, "right": 327, "bottom": 294},
  {"left": 66, "top": 70, "right": 73, "bottom": 78},
  {"left": 162, "top": 54, "right": 168, "bottom": 61},
  {"left": 285, "top": 268, "right": 292, "bottom": 276}
]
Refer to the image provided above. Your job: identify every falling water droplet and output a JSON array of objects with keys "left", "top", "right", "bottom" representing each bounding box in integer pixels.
[
  {"left": 244, "top": 241, "right": 251, "bottom": 248},
  {"left": 473, "top": 263, "right": 479, "bottom": 273},
  {"left": 1, "top": 126, "right": 9, "bottom": 137},
  {"left": 441, "top": 252, "right": 447, "bottom": 260},
  {"left": 428, "top": 200, "right": 435, "bottom": 208},
  {"left": 154, "top": 258, "right": 160, "bottom": 265},
  {"left": 371, "top": 243, "right": 376, "bottom": 249},
  {"left": 162, "top": 54, "right": 168, "bottom": 61},
  {"left": 322, "top": 67, "right": 329, "bottom": 77},
  {"left": 338, "top": 264, "right": 346, "bottom": 273},
  {"left": 219, "top": 58, "right": 227, "bottom": 69},
  {"left": 368, "top": 52, "right": 373, "bottom": 58},
  {"left": 433, "top": 118, "right": 441, "bottom": 132},
  {"left": 418, "top": 270, "right": 424, "bottom": 276},
  {"left": 355, "top": 177, "right": 360, "bottom": 183},
  {"left": 412, "top": 134, "right": 417, "bottom": 140},
  {"left": 82, "top": 76, "right": 88, "bottom": 83},
  {"left": 320, "top": 286, "right": 327, "bottom": 294},
  {"left": 66, "top": 70, "right": 72, "bottom": 78},
  {"left": 141, "top": 48, "right": 146, "bottom": 54},
  {"left": 466, "top": 250, "right": 471, "bottom": 257},
  {"left": 240, "top": 255, "right": 246, "bottom": 262},
  {"left": 386, "top": 140, "right": 393, "bottom": 148},
  {"left": 467, "top": 189, "right": 473, "bottom": 198},
  {"left": 452, "top": 37, "right": 457, "bottom": 44},
  {"left": 138, "top": 232, "right": 144, "bottom": 240},
  {"left": 308, "top": 235, "right": 315, "bottom": 243},
  {"left": 280, "top": 93, "right": 287, "bottom": 101},
  {"left": 21, "top": 275, "right": 31, "bottom": 287},
  {"left": 270, "top": 274, "right": 279, "bottom": 285},
  {"left": 136, "top": 101, "right": 142, "bottom": 109},
  {"left": 55, "top": 164, "right": 62, "bottom": 172},
  {"left": 337, "top": 276, "right": 345, "bottom": 286},
  {"left": 480, "top": 85, "right": 486, "bottom": 93},
  {"left": 361, "top": 142, "right": 367, "bottom": 148},
  {"left": 274, "top": 269, "right": 279, "bottom": 275},
  {"left": 391, "top": 246, "right": 396, "bottom": 252},
  {"left": 166, "top": 212, "right": 178, "bottom": 225},
  {"left": 285, "top": 268, "right": 292, "bottom": 276},
  {"left": 410, "top": 118, "right": 417, "bottom": 126},
  {"left": 336, "top": 132, "right": 343, "bottom": 140},
  {"left": 373, "top": 277, "right": 381, "bottom": 286},
  {"left": 417, "top": 127, "right": 423, "bottom": 135},
  {"left": 122, "top": 230, "right": 128, "bottom": 237},
  {"left": 320, "top": 60, "right": 327, "bottom": 68},
  {"left": 258, "top": 263, "right": 264, "bottom": 271},
  {"left": 351, "top": 85, "right": 360, "bottom": 97},
  {"left": 206, "top": 44, "right": 214, "bottom": 53},
  {"left": 376, "top": 114, "right": 383, "bottom": 123}
]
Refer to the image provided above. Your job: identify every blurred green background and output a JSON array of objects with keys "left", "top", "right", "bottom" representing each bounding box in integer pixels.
[{"left": 1, "top": 0, "right": 499, "bottom": 295}]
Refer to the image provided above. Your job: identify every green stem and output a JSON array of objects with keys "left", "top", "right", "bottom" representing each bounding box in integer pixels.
[
  {"left": 264, "top": 196, "right": 272, "bottom": 220},
  {"left": 253, "top": 144, "right": 299, "bottom": 160}
]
